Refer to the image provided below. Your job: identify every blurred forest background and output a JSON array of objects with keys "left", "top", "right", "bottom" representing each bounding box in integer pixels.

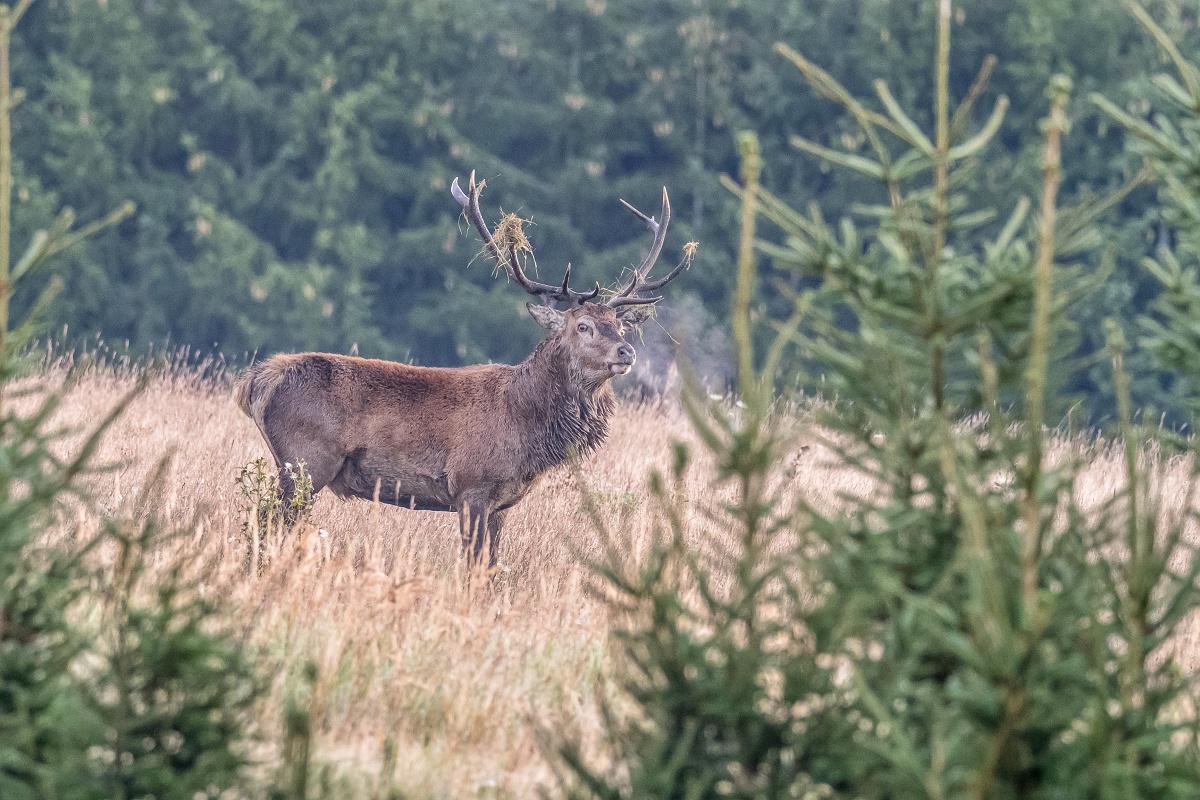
[{"left": 15, "top": 0, "right": 1199, "bottom": 418}]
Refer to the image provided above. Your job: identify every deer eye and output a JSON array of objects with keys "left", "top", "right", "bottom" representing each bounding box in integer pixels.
[{"left": 577, "top": 323, "right": 590, "bottom": 334}]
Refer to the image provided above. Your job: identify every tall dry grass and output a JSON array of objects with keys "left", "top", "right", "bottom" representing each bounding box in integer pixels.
[{"left": 26, "top": 363, "right": 1200, "bottom": 797}]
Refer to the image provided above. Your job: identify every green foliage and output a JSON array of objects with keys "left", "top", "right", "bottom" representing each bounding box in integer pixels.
[
  {"left": 1094, "top": 3, "right": 1200, "bottom": 425},
  {"left": 0, "top": 5, "right": 259, "bottom": 797},
  {"left": 2, "top": 0, "right": 1187, "bottom": 419},
  {"left": 86, "top": 519, "right": 259, "bottom": 800},
  {"left": 0, "top": 386, "right": 112, "bottom": 799},
  {"left": 1, "top": 427, "right": 259, "bottom": 800},
  {"left": 561, "top": 4, "right": 1200, "bottom": 797},
  {"left": 239, "top": 457, "right": 314, "bottom": 529},
  {"left": 237, "top": 456, "right": 315, "bottom": 575},
  {"left": 240, "top": 455, "right": 285, "bottom": 536}
]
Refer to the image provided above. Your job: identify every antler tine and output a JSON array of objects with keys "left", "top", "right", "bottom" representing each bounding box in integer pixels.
[
  {"left": 558, "top": 263, "right": 601, "bottom": 302},
  {"left": 607, "top": 294, "right": 663, "bottom": 309},
  {"left": 452, "top": 171, "right": 599, "bottom": 304},
  {"left": 453, "top": 171, "right": 543, "bottom": 293},
  {"left": 608, "top": 187, "right": 671, "bottom": 305},
  {"left": 451, "top": 171, "right": 514, "bottom": 278},
  {"left": 618, "top": 197, "right": 657, "bottom": 227},
  {"left": 636, "top": 244, "right": 697, "bottom": 292}
]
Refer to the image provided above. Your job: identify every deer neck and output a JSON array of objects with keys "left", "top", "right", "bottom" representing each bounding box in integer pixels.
[{"left": 509, "top": 338, "right": 616, "bottom": 477}]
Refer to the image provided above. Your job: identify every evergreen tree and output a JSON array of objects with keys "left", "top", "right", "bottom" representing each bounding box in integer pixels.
[
  {"left": 559, "top": 2, "right": 1200, "bottom": 797},
  {"left": 0, "top": 4, "right": 258, "bottom": 797},
  {"left": 1094, "top": 1, "right": 1200, "bottom": 424}
]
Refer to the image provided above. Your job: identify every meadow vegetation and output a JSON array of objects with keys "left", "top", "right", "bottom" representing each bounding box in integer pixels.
[{"left": 25, "top": 358, "right": 1200, "bottom": 798}]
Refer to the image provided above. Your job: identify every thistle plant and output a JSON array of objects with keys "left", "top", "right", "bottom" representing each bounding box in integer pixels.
[
  {"left": 239, "top": 456, "right": 285, "bottom": 531},
  {"left": 559, "top": 2, "right": 1200, "bottom": 797},
  {"left": 238, "top": 457, "right": 315, "bottom": 573}
]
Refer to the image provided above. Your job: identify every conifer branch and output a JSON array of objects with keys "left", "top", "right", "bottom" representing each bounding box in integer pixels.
[
  {"left": 732, "top": 131, "right": 761, "bottom": 405},
  {"left": 950, "top": 54, "right": 998, "bottom": 140},
  {"left": 10, "top": 0, "right": 33, "bottom": 28},
  {"left": 1020, "top": 74, "right": 1070, "bottom": 611},
  {"left": 925, "top": 0, "right": 954, "bottom": 413},
  {"left": 0, "top": 5, "right": 14, "bottom": 363}
]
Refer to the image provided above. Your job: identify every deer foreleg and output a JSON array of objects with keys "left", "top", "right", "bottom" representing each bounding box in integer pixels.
[
  {"left": 458, "top": 502, "right": 492, "bottom": 571},
  {"left": 486, "top": 509, "right": 507, "bottom": 571}
]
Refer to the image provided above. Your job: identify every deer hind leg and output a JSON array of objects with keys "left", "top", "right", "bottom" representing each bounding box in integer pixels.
[{"left": 270, "top": 446, "right": 343, "bottom": 525}]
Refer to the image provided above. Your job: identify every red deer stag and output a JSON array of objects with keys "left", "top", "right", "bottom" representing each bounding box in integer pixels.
[{"left": 234, "top": 171, "right": 694, "bottom": 569}]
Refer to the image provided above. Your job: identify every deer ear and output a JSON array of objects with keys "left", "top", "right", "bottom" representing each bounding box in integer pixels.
[
  {"left": 526, "top": 302, "right": 566, "bottom": 331},
  {"left": 617, "top": 304, "right": 656, "bottom": 328}
]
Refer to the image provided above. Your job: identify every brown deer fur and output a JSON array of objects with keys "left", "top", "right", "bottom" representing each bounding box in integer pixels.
[
  {"left": 235, "top": 172, "right": 689, "bottom": 571},
  {"left": 235, "top": 302, "right": 638, "bottom": 568}
]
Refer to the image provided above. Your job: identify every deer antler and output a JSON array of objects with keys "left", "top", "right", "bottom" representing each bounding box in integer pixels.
[
  {"left": 605, "top": 188, "right": 675, "bottom": 309},
  {"left": 452, "top": 172, "right": 693, "bottom": 313},
  {"left": 451, "top": 171, "right": 599, "bottom": 305}
]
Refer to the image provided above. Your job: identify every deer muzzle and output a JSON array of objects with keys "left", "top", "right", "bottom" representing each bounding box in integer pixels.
[{"left": 610, "top": 343, "right": 636, "bottom": 375}]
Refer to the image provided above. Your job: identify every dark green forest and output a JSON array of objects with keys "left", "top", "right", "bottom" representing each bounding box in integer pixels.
[{"left": 17, "top": 0, "right": 1199, "bottom": 416}]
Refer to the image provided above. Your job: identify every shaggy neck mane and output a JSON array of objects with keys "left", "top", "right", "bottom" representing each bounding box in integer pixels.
[{"left": 508, "top": 335, "right": 616, "bottom": 477}]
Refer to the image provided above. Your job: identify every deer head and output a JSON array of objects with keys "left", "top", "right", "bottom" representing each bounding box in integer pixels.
[{"left": 451, "top": 171, "right": 694, "bottom": 384}]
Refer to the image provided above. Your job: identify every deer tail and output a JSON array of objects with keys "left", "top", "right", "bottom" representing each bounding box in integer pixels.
[
  {"left": 233, "top": 359, "right": 289, "bottom": 425},
  {"left": 233, "top": 366, "right": 257, "bottom": 418}
]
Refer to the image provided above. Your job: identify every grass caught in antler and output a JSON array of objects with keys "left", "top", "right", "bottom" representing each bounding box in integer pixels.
[{"left": 491, "top": 212, "right": 534, "bottom": 277}]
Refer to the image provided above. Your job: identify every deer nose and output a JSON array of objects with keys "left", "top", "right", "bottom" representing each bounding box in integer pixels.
[{"left": 616, "top": 343, "right": 635, "bottom": 363}]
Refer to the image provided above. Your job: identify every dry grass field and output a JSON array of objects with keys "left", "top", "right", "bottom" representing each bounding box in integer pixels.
[{"left": 28, "top": 362, "right": 1200, "bottom": 798}]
